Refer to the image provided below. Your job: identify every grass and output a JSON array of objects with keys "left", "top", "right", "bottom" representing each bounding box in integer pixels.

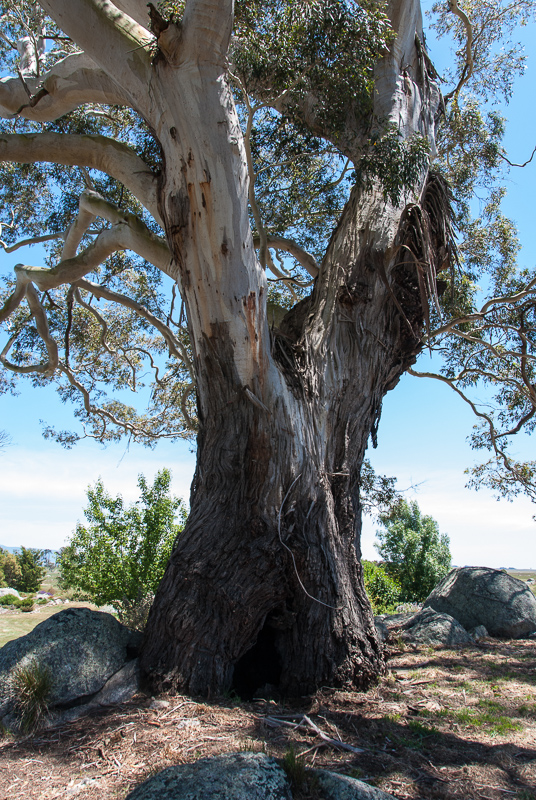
[
  {"left": 282, "top": 747, "right": 307, "bottom": 788},
  {"left": 394, "top": 720, "right": 440, "bottom": 750},
  {"left": 437, "top": 702, "right": 523, "bottom": 735},
  {"left": 11, "top": 659, "right": 53, "bottom": 732},
  {"left": 0, "top": 602, "right": 98, "bottom": 649},
  {"left": 506, "top": 570, "right": 536, "bottom": 596},
  {"left": 517, "top": 703, "right": 536, "bottom": 718}
]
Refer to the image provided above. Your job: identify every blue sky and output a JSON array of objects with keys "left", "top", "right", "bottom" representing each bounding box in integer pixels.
[{"left": 0, "top": 5, "right": 535, "bottom": 568}]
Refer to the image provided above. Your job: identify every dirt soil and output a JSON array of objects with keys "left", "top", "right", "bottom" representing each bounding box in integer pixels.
[{"left": 0, "top": 638, "right": 535, "bottom": 800}]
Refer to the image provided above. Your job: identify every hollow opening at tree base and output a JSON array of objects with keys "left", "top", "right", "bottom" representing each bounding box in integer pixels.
[{"left": 231, "top": 622, "right": 282, "bottom": 700}]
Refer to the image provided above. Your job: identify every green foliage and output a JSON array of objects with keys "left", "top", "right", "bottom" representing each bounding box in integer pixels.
[
  {"left": 362, "top": 560, "right": 401, "bottom": 614},
  {"left": 354, "top": 126, "right": 430, "bottom": 206},
  {"left": 424, "top": 2, "right": 536, "bottom": 506},
  {"left": 232, "top": 0, "right": 393, "bottom": 131},
  {"left": 281, "top": 747, "right": 307, "bottom": 790},
  {"left": 0, "top": 594, "right": 19, "bottom": 606},
  {"left": 11, "top": 658, "right": 53, "bottom": 733},
  {"left": 0, "top": 551, "right": 22, "bottom": 589},
  {"left": 17, "top": 596, "right": 35, "bottom": 612},
  {"left": 13, "top": 548, "right": 46, "bottom": 593},
  {"left": 430, "top": 0, "right": 535, "bottom": 104},
  {"left": 59, "top": 469, "right": 187, "bottom": 628},
  {"left": 375, "top": 500, "right": 451, "bottom": 603},
  {"left": 359, "top": 460, "right": 400, "bottom": 516}
]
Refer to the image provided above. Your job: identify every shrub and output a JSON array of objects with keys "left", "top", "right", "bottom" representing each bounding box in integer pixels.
[
  {"left": 362, "top": 560, "right": 401, "bottom": 613},
  {"left": 0, "top": 594, "right": 20, "bottom": 606},
  {"left": 375, "top": 500, "right": 451, "bottom": 603},
  {"left": 11, "top": 659, "right": 53, "bottom": 732},
  {"left": 17, "top": 596, "right": 35, "bottom": 612},
  {"left": 59, "top": 469, "right": 187, "bottom": 630}
]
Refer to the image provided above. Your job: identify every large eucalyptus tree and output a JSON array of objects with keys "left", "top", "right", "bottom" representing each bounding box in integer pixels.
[{"left": 0, "top": 0, "right": 534, "bottom": 695}]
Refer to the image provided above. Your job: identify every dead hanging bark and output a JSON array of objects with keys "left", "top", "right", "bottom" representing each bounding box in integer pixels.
[{"left": 391, "top": 170, "right": 458, "bottom": 339}]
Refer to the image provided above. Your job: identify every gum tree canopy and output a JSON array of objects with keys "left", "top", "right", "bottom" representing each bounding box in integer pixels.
[{"left": 0, "top": 0, "right": 535, "bottom": 695}]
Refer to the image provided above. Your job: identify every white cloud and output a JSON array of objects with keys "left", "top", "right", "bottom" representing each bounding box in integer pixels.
[
  {"left": 0, "top": 442, "right": 196, "bottom": 550},
  {"left": 361, "top": 467, "right": 536, "bottom": 569}
]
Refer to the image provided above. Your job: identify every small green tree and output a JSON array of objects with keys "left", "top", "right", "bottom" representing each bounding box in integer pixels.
[
  {"left": 362, "top": 560, "right": 401, "bottom": 614},
  {"left": 0, "top": 550, "right": 22, "bottom": 589},
  {"left": 59, "top": 469, "right": 187, "bottom": 628},
  {"left": 375, "top": 500, "right": 451, "bottom": 603},
  {"left": 13, "top": 548, "right": 45, "bottom": 593}
]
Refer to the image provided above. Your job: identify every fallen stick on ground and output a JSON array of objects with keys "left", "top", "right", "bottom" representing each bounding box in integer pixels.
[{"left": 261, "top": 714, "right": 366, "bottom": 754}]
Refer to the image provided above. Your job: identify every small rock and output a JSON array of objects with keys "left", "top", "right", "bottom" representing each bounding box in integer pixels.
[
  {"left": 376, "top": 612, "right": 418, "bottom": 629},
  {"left": 0, "top": 588, "right": 20, "bottom": 599},
  {"left": 125, "top": 752, "right": 292, "bottom": 799},
  {"left": 399, "top": 607, "right": 473, "bottom": 647},
  {"left": 149, "top": 698, "right": 170, "bottom": 710},
  {"left": 468, "top": 625, "right": 489, "bottom": 641},
  {"left": 315, "top": 770, "right": 397, "bottom": 799}
]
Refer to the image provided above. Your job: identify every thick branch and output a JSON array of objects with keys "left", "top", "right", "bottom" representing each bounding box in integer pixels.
[
  {"left": 1, "top": 284, "right": 59, "bottom": 375},
  {"left": 0, "top": 277, "right": 27, "bottom": 324},
  {"left": 444, "top": 0, "right": 474, "bottom": 101},
  {"left": 254, "top": 236, "right": 319, "bottom": 278},
  {"left": 14, "top": 215, "right": 170, "bottom": 291},
  {"left": 181, "top": 0, "right": 233, "bottom": 65},
  {"left": 38, "top": 0, "right": 152, "bottom": 109},
  {"left": 0, "top": 132, "right": 161, "bottom": 223},
  {"left": 113, "top": 0, "right": 151, "bottom": 30},
  {"left": 0, "top": 52, "right": 128, "bottom": 122}
]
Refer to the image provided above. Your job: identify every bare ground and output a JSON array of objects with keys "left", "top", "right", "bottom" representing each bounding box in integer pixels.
[{"left": 1, "top": 637, "right": 535, "bottom": 800}]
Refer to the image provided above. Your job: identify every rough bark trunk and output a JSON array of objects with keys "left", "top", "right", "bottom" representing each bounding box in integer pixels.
[{"left": 140, "top": 175, "right": 433, "bottom": 696}]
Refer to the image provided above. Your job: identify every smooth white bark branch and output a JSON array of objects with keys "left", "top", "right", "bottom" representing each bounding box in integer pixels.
[
  {"left": 14, "top": 214, "right": 171, "bottom": 291},
  {"left": 0, "top": 53, "right": 128, "bottom": 121},
  {"left": 181, "top": 0, "right": 233, "bottom": 64},
  {"left": 0, "top": 277, "right": 27, "bottom": 324},
  {"left": 112, "top": 0, "right": 151, "bottom": 30},
  {"left": 1, "top": 284, "right": 59, "bottom": 375},
  {"left": 26, "top": 283, "right": 59, "bottom": 373},
  {"left": 1, "top": 233, "right": 64, "bottom": 253},
  {"left": 38, "top": 0, "right": 153, "bottom": 111},
  {"left": 0, "top": 132, "right": 161, "bottom": 223},
  {"left": 62, "top": 204, "right": 97, "bottom": 260}
]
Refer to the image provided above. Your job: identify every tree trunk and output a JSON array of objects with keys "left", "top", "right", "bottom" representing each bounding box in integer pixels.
[
  {"left": 140, "top": 174, "right": 436, "bottom": 695},
  {"left": 140, "top": 0, "right": 445, "bottom": 697}
]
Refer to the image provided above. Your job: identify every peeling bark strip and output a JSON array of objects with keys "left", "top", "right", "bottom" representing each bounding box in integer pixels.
[{"left": 0, "top": 1, "right": 448, "bottom": 696}]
